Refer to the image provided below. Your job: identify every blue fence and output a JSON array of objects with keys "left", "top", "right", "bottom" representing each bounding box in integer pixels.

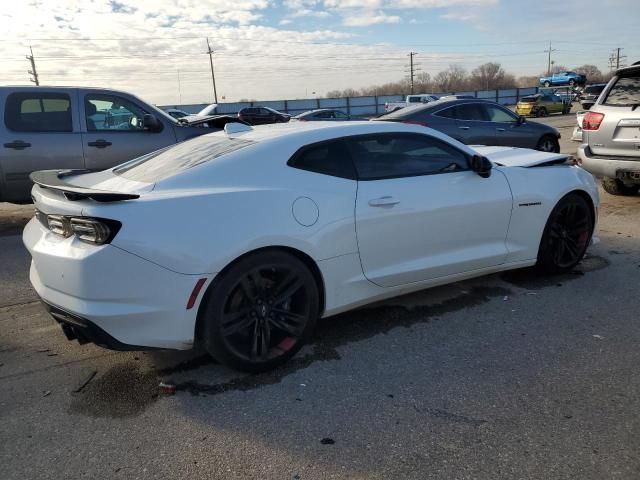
[{"left": 160, "top": 87, "right": 541, "bottom": 118}]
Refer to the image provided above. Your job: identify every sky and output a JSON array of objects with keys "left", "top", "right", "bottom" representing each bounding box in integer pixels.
[{"left": 1, "top": 0, "right": 638, "bottom": 105}]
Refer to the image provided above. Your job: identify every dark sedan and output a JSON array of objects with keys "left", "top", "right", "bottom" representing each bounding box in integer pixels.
[
  {"left": 374, "top": 98, "right": 561, "bottom": 153},
  {"left": 238, "top": 106, "right": 290, "bottom": 125},
  {"left": 293, "top": 109, "right": 351, "bottom": 121}
]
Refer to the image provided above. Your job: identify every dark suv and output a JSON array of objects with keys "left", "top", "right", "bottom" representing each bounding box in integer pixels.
[
  {"left": 238, "top": 107, "right": 290, "bottom": 125},
  {"left": 578, "top": 84, "right": 607, "bottom": 110}
]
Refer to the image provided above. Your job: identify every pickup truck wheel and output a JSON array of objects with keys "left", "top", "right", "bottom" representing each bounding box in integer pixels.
[
  {"left": 536, "top": 135, "right": 559, "bottom": 153},
  {"left": 537, "top": 193, "right": 593, "bottom": 273},
  {"left": 601, "top": 178, "right": 639, "bottom": 196},
  {"left": 544, "top": 81, "right": 551, "bottom": 87},
  {"left": 569, "top": 79, "right": 576, "bottom": 86},
  {"left": 536, "top": 107, "right": 548, "bottom": 118}
]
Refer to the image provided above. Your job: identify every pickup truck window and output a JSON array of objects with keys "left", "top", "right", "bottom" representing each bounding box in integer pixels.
[
  {"left": 85, "top": 94, "right": 147, "bottom": 131},
  {"left": 4, "top": 92, "right": 72, "bottom": 132}
]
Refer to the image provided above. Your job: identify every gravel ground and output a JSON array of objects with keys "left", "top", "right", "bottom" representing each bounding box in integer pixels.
[{"left": 2, "top": 112, "right": 640, "bottom": 479}]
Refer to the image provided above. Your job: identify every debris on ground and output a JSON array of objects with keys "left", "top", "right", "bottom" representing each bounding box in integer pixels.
[
  {"left": 36, "top": 348, "right": 50, "bottom": 353},
  {"left": 320, "top": 438, "right": 335, "bottom": 445},
  {"left": 159, "top": 381, "right": 177, "bottom": 395},
  {"left": 73, "top": 370, "right": 97, "bottom": 393},
  {"left": 42, "top": 390, "right": 51, "bottom": 397},
  {"left": 592, "top": 334, "right": 605, "bottom": 340}
]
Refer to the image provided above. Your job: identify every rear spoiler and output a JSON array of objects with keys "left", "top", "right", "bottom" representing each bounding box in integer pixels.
[{"left": 30, "top": 169, "right": 140, "bottom": 202}]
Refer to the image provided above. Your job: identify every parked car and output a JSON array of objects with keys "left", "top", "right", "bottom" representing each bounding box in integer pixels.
[
  {"left": 238, "top": 106, "right": 290, "bottom": 125},
  {"left": 25, "top": 121, "right": 597, "bottom": 371},
  {"left": 571, "top": 111, "right": 587, "bottom": 142},
  {"left": 0, "top": 86, "right": 220, "bottom": 203},
  {"left": 180, "top": 103, "right": 219, "bottom": 123},
  {"left": 578, "top": 63, "right": 640, "bottom": 195},
  {"left": 548, "top": 87, "right": 581, "bottom": 103},
  {"left": 578, "top": 83, "right": 607, "bottom": 110},
  {"left": 163, "top": 108, "right": 190, "bottom": 119},
  {"left": 384, "top": 94, "right": 439, "bottom": 113},
  {"left": 539, "top": 71, "right": 586, "bottom": 87},
  {"left": 515, "top": 93, "right": 570, "bottom": 117},
  {"left": 293, "top": 109, "right": 351, "bottom": 121},
  {"left": 439, "top": 95, "right": 476, "bottom": 100},
  {"left": 375, "top": 98, "right": 561, "bottom": 152}
]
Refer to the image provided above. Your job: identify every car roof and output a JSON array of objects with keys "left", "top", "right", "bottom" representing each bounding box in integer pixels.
[
  {"left": 615, "top": 62, "right": 640, "bottom": 75},
  {"left": 378, "top": 97, "right": 495, "bottom": 116}
]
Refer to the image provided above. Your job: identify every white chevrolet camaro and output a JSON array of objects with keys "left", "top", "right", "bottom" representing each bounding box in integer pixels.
[{"left": 24, "top": 121, "right": 598, "bottom": 371}]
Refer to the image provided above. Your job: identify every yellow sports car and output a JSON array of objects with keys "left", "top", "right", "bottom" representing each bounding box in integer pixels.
[{"left": 515, "top": 94, "right": 570, "bottom": 117}]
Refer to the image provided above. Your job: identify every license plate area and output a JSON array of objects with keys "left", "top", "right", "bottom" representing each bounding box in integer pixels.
[{"left": 616, "top": 170, "right": 640, "bottom": 181}]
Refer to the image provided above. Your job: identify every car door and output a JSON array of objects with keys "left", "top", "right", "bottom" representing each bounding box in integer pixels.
[
  {"left": 549, "top": 95, "right": 564, "bottom": 113},
  {"left": 484, "top": 104, "right": 533, "bottom": 148},
  {"left": 80, "top": 91, "right": 177, "bottom": 171},
  {"left": 450, "top": 103, "right": 497, "bottom": 145},
  {"left": 0, "top": 89, "right": 84, "bottom": 202},
  {"left": 351, "top": 132, "right": 513, "bottom": 287}
]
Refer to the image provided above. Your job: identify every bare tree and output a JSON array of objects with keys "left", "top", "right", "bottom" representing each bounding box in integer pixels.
[
  {"left": 469, "top": 62, "right": 515, "bottom": 90},
  {"left": 573, "top": 64, "right": 605, "bottom": 83},
  {"left": 434, "top": 65, "right": 468, "bottom": 92}
]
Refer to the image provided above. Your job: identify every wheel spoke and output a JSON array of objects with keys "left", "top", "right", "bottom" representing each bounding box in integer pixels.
[
  {"left": 554, "top": 240, "right": 566, "bottom": 264},
  {"left": 260, "top": 322, "right": 271, "bottom": 359},
  {"left": 564, "top": 239, "right": 579, "bottom": 259},
  {"left": 568, "top": 218, "right": 589, "bottom": 235},
  {"left": 221, "top": 309, "right": 254, "bottom": 336},
  {"left": 251, "top": 321, "right": 259, "bottom": 360},
  {"left": 270, "top": 308, "right": 306, "bottom": 336},
  {"left": 272, "top": 276, "right": 304, "bottom": 305}
]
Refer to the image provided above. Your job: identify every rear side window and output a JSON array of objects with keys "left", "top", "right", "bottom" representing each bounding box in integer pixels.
[
  {"left": 114, "top": 135, "right": 255, "bottom": 183},
  {"left": 4, "top": 92, "right": 72, "bottom": 132},
  {"left": 452, "top": 103, "right": 488, "bottom": 121},
  {"left": 603, "top": 75, "right": 640, "bottom": 106},
  {"left": 288, "top": 140, "right": 356, "bottom": 180}
]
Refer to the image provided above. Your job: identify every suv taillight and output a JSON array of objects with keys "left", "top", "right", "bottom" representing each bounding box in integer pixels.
[{"left": 583, "top": 111, "right": 605, "bottom": 131}]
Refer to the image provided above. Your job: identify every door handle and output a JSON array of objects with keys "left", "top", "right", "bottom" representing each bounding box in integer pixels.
[
  {"left": 87, "top": 139, "right": 112, "bottom": 148},
  {"left": 458, "top": 126, "right": 470, "bottom": 130},
  {"left": 496, "top": 128, "right": 505, "bottom": 132},
  {"left": 368, "top": 196, "right": 400, "bottom": 207},
  {"left": 4, "top": 140, "right": 31, "bottom": 150}
]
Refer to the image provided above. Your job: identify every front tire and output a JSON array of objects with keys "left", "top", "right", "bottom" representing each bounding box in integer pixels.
[
  {"left": 201, "top": 250, "right": 320, "bottom": 372},
  {"left": 536, "top": 107, "right": 548, "bottom": 118},
  {"left": 537, "top": 193, "right": 594, "bottom": 273},
  {"left": 544, "top": 81, "right": 551, "bottom": 87},
  {"left": 601, "top": 178, "right": 639, "bottom": 196},
  {"left": 569, "top": 79, "right": 576, "bottom": 86},
  {"left": 536, "top": 135, "right": 559, "bottom": 153}
]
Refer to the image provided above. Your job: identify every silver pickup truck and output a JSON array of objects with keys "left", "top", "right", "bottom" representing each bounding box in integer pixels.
[{"left": 0, "top": 86, "right": 231, "bottom": 203}]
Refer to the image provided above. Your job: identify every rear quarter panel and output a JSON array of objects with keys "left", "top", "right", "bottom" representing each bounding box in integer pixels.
[{"left": 499, "top": 165, "right": 598, "bottom": 263}]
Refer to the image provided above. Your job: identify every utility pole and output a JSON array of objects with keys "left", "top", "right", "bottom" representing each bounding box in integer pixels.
[
  {"left": 206, "top": 37, "right": 218, "bottom": 104},
  {"left": 609, "top": 48, "right": 627, "bottom": 71},
  {"left": 544, "top": 41, "right": 556, "bottom": 75},
  {"left": 408, "top": 52, "right": 417, "bottom": 94},
  {"left": 26, "top": 46, "right": 39, "bottom": 86}
]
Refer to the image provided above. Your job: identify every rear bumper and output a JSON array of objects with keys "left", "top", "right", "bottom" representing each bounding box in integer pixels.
[
  {"left": 23, "top": 218, "right": 212, "bottom": 350},
  {"left": 577, "top": 145, "right": 640, "bottom": 181}
]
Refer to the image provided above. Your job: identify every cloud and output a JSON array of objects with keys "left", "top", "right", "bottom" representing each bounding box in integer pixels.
[
  {"left": 342, "top": 11, "right": 400, "bottom": 26},
  {"left": 440, "top": 12, "right": 478, "bottom": 22}
]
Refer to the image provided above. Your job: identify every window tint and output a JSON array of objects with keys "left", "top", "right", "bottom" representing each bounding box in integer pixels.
[
  {"left": 542, "top": 95, "right": 553, "bottom": 102},
  {"left": 316, "top": 111, "right": 333, "bottom": 119},
  {"left": 334, "top": 111, "right": 348, "bottom": 119},
  {"left": 4, "top": 92, "right": 72, "bottom": 132},
  {"left": 259, "top": 108, "right": 271, "bottom": 115},
  {"left": 434, "top": 106, "right": 456, "bottom": 119},
  {"left": 485, "top": 105, "right": 517, "bottom": 122},
  {"left": 348, "top": 133, "right": 469, "bottom": 180},
  {"left": 85, "top": 94, "right": 147, "bottom": 131},
  {"left": 288, "top": 140, "right": 356, "bottom": 179},
  {"left": 114, "top": 135, "right": 255, "bottom": 182},
  {"left": 453, "top": 103, "right": 487, "bottom": 121},
  {"left": 603, "top": 75, "right": 640, "bottom": 106}
]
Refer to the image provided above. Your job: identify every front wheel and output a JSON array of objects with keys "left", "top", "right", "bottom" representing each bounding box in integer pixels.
[
  {"left": 601, "top": 178, "right": 639, "bottom": 196},
  {"left": 569, "top": 79, "right": 576, "bottom": 86},
  {"left": 537, "top": 193, "right": 594, "bottom": 273},
  {"left": 544, "top": 81, "right": 551, "bottom": 87},
  {"left": 201, "top": 250, "right": 320, "bottom": 372},
  {"left": 536, "top": 135, "right": 560, "bottom": 152},
  {"left": 536, "top": 107, "right": 548, "bottom": 118}
]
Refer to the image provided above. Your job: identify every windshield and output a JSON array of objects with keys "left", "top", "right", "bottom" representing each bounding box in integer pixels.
[
  {"left": 603, "top": 75, "right": 640, "bottom": 106},
  {"left": 197, "top": 104, "right": 218, "bottom": 116},
  {"left": 113, "top": 134, "right": 255, "bottom": 183}
]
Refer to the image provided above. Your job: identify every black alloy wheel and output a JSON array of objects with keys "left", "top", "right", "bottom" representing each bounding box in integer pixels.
[
  {"left": 537, "top": 194, "right": 593, "bottom": 273},
  {"left": 201, "top": 251, "right": 319, "bottom": 372}
]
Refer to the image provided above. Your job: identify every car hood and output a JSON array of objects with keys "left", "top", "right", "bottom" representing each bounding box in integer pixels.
[{"left": 472, "top": 146, "right": 569, "bottom": 168}]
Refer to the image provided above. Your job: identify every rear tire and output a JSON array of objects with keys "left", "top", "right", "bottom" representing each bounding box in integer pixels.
[
  {"left": 537, "top": 193, "right": 594, "bottom": 273},
  {"left": 536, "top": 107, "right": 548, "bottom": 118},
  {"left": 200, "top": 250, "right": 320, "bottom": 372},
  {"left": 544, "top": 81, "right": 551, "bottom": 87},
  {"left": 569, "top": 79, "right": 576, "bottom": 86},
  {"left": 601, "top": 178, "right": 639, "bottom": 196},
  {"left": 536, "top": 135, "right": 559, "bottom": 153}
]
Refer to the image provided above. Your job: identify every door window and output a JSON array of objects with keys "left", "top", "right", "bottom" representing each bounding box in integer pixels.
[
  {"left": 334, "top": 111, "right": 348, "bottom": 119},
  {"left": 347, "top": 133, "right": 469, "bottom": 180},
  {"left": 4, "top": 92, "right": 72, "bottom": 132},
  {"left": 85, "top": 94, "right": 147, "bottom": 131},
  {"left": 484, "top": 105, "right": 518, "bottom": 122},
  {"left": 451, "top": 103, "right": 488, "bottom": 121}
]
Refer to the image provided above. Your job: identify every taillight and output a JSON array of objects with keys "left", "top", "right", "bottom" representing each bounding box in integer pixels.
[
  {"left": 583, "top": 111, "right": 604, "bottom": 131},
  {"left": 37, "top": 210, "right": 121, "bottom": 245}
]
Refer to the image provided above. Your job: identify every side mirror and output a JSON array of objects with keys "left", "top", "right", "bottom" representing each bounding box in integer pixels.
[
  {"left": 516, "top": 115, "right": 526, "bottom": 126},
  {"left": 471, "top": 155, "right": 492, "bottom": 178},
  {"left": 143, "top": 114, "right": 163, "bottom": 132}
]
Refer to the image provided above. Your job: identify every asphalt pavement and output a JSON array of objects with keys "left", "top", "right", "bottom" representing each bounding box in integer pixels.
[{"left": 2, "top": 114, "right": 640, "bottom": 479}]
